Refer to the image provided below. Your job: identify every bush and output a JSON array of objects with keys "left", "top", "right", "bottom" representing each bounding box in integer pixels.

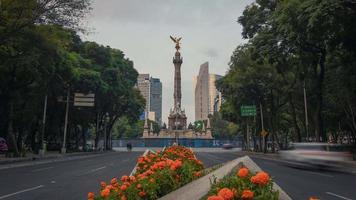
[{"left": 88, "top": 145, "right": 204, "bottom": 200}]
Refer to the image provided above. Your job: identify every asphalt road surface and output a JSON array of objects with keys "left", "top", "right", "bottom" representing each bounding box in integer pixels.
[
  {"left": 0, "top": 152, "right": 142, "bottom": 200},
  {"left": 0, "top": 151, "right": 355, "bottom": 200},
  {"left": 196, "top": 152, "right": 356, "bottom": 200}
]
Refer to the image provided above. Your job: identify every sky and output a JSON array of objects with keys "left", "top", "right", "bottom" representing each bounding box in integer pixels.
[{"left": 82, "top": 0, "right": 253, "bottom": 124}]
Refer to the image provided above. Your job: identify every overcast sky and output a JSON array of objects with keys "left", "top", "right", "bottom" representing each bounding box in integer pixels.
[{"left": 82, "top": 0, "right": 253, "bottom": 124}]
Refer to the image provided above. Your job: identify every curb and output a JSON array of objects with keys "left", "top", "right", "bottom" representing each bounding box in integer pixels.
[{"left": 159, "top": 156, "right": 292, "bottom": 200}]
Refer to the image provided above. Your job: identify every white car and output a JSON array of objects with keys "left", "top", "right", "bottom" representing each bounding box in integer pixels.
[{"left": 279, "top": 143, "right": 353, "bottom": 169}]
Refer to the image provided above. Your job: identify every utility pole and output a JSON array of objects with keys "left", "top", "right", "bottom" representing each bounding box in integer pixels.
[
  {"left": 61, "top": 87, "right": 70, "bottom": 154},
  {"left": 260, "top": 102, "right": 265, "bottom": 152},
  {"left": 39, "top": 95, "right": 48, "bottom": 157},
  {"left": 303, "top": 80, "right": 309, "bottom": 141}
]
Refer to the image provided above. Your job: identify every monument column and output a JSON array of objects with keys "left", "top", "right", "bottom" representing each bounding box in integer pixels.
[{"left": 173, "top": 51, "right": 182, "bottom": 108}]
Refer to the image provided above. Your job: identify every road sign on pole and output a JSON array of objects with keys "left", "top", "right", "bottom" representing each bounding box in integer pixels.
[
  {"left": 74, "top": 93, "right": 95, "bottom": 107},
  {"left": 241, "top": 105, "right": 256, "bottom": 117}
]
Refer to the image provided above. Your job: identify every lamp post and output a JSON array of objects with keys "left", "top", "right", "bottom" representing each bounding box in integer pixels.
[
  {"left": 104, "top": 112, "right": 110, "bottom": 150},
  {"left": 61, "top": 86, "right": 70, "bottom": 154}
]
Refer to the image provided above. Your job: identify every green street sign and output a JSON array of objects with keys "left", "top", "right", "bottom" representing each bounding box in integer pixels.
[{"left": 241, "top": 105, "right": 256, "bottom": 117}]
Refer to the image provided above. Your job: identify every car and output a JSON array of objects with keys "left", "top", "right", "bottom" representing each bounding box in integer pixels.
[
  {"left": 279, "top": 142, "right": 353, "bottom": 169},
  {"left": 222, "top": 143, "right": 234, "bottom": 149},
  {"left": 0, "top": 137, "right": 8, "bottom": 153}
]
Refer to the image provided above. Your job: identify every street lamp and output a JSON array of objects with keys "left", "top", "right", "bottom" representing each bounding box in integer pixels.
[{"left": 104, "top": 112, "right": 110, "bottom": 150}]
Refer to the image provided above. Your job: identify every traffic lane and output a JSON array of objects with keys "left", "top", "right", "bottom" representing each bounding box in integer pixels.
[
  {"left": 0, "top": 152, "right": 142, "bottom": 200},
  {"left": 195, "top": 152, "right": 241, "bottom": 168},
  {"left": 251, "top": 156, "right": 356, "bottom": 200}
]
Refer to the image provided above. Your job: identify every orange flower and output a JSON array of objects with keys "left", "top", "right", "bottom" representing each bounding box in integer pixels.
[
  {"left": 149, "top": 178, "right": 155, "bottom": 183},
  {"left": 100, "top": 188, "right": 110, "bottom": 198},
  {"left": 136, "top": 184, "right": 142, "bottom": 189},
  {"left": 129, "top": 176, "right": 136, "bottom": 183},
  {"left": 194, "top": 171, "right": 202, "bottom": 177},
  {"left": 100, "top": 181, "right": 107, "bottom": 188},
  {"left": 309, "top": 197, "right": 320, "bottom": 200},
  {"left": 110, "top": 178, "right": 118, "bottom": 185},
  {"left": 217, "top": 188, "right": 234, "bottom": 200},
  {"left": 121, "top": 175, "right": 129, "bottom": 182},
  {"left": 251, "top": 171, "right": 270, "bottom": 185},
  {"left": 120, "top": 184, "right": 128, "bottom": 191},
  {"left": 121, "top": 196, "right": 127, "bottom": 200},
  {"left": 207, "top": 195, "right": 224, "bottom": 200},
  {"left": 87, "top": 192, "right": 95, "bottom": 199},
  {"left": 237, "top": 167, "right": 249, "bottom": 178},
  {"left": 139, "top": 191, "right": 146, "bottom": 197},
  {"left": 241, "top": 190, "right": 254, "bottom": 199}
]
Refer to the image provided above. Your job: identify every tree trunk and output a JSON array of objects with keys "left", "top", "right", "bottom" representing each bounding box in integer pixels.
[
  {"left": 289, "top": 93, "right": 301, "bottom": 142},
  {"left": 315, "top": 50, "right": 326, "bottom": 142},
  {"left": 7, "top": 101, "right": 19, "bottom": 156}
]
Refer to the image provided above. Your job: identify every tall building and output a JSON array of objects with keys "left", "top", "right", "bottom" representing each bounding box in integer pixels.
[
  {"left": 150, "top": 78, "right": 162, "bottom": 125},
  {"left": 194, "top": 62, "right": 222, "bottom": 121},
  {"left": 194, "top": 62, "right": 210, "bottom": 121},
  {"left": 209, "top": 74, "right": 223, "bottom": 115},
  {"left": 136, "top": 74, "right": 162, "bottom": 124}
]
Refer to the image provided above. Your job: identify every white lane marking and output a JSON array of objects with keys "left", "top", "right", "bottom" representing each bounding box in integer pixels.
[
  {"left": 0, "top": 185, "right": 44, "bottom": 199},
  {"left": 306, "top": 171, "right": 333, "bottom": 178},
  {"left": 90, "top": 166, "right": 106, "bottom": 173},
  {"left": 51, "top": 181, "right": 56, "bottom": 184},
  {"left": 326, "top": 192, "right": 353, "bottom": 200},
  {"left": 32, "top": 167, "right": 54, "bottom": 172}
]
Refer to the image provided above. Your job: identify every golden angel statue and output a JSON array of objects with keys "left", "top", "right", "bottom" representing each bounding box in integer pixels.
[{"left": 170, "top": 35, "right": 182, "bottom": 51}]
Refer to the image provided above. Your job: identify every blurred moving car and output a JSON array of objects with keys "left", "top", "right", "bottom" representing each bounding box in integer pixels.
[
  {"left": 222, "top": 143, "right": 234, "bottom": 149},
  {"left": 279, "top": 143, "right": 353, "bottom": 169},
  {"left": 0, "top": 137, "right": 8, "bottom": 153}
]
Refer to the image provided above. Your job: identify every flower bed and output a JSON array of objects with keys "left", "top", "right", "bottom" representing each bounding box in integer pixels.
[
  {"left": 88, "top": 145, "right": 204, "bottom": 200},
  {"left": 204, "top": 167, "right": 279, "bottom": 200}
]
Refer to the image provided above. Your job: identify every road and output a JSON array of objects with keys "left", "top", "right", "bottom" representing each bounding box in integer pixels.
[
  {"left": 0, "top": 151, "right": 355, "bottom": 200},
  {"left": 196, "top": 152, "right": 356, "bottom": 200},
  {"left": 0, "top": 152, "right": 141, "bottom": 200}
]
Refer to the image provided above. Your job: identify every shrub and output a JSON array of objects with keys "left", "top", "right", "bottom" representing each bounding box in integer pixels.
[
  {"left": 88, "top": 145, "right": 204, "bottom": 200},
  {"left": 204, "top": 167, "right": 279, "bottom": 200}
]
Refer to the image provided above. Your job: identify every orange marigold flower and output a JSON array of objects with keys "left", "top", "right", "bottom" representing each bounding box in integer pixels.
[
  {"left": 100, "top": 188, "right": 110, "bottom": 198},
  {"left": 251, "top": 171, "right": 270, "bottom": 185},
  {"left": 217, "top": 188, "right": 234, "bottom": 200},
  {"left": 237, "top": 167, "right": 249, "bottom": 178},
  {"left": 120, "top": 184, "right": 128, "bottom": 191},
  {"left": 136, "top": 184, "right": 142, "bottom": 189},
  {"left": 207, "top": 195, "right": 224, "bottom": 200},
  {"left": 121, "top": 175, "right": 129, "bottom": 182},
  {"left": 241, "top": 190, "right": 254, "bottom": 200},
  {"left": 100, "top": 181, "right": 107, "bottom": 188},
  {"left": 87, "top": 192, "right": 95, "bottom": 199},
  {"left": 129, "top": 176, "right": 136, "bottom": 182},
  {"left": 110, "top": 178, "right": 118, "bottom": 184},
  {"left": 309, "top": 197, "right": 320, "bottom": 200},
  {"left": 149, "top": 178, "right": 155, "bottom": 183},
  {"left": 194, "top": 171, "right": 202, "bottom": 177},
  {"left": 121, "top": 196, "right": 127, "bottom": 200},
  {"left": 138, "top": 191, "right": 146, "bottom": 197}
]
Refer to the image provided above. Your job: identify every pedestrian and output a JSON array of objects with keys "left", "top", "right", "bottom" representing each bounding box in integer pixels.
[{"left": 127, "top": 142, "right": 132, "bottom": 152}]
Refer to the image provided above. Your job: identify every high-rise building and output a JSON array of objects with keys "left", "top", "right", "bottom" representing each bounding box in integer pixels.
[
  {"left": 150, "top": 78, "right": 162, "bottom": 125},
  {"left": 136, "top": 74, "right": 162, "bottom": 124},
  {"left": 209, "top": 74, "right": 222, "bottom": 115},
  {"left": 194, "top": 62, "right": 222, "bottom": 121},
  {"left": 194, "top": 62, "right": 210, "bottom": 121}
]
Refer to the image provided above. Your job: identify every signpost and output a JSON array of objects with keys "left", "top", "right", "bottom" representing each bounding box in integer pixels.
[
  {"left": 74, "top": 93, "right": 95, "bottom": 107},
  {"left": 241, "top": 105, "right": 256, "bottom": 151},
  {"left": 241, "top": 105, "right": 256, "bottom": 117}
]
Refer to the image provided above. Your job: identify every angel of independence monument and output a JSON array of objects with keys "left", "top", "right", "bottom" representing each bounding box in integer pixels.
[{"left": 142, "top": 36, "right": 213, "bottom": 140}]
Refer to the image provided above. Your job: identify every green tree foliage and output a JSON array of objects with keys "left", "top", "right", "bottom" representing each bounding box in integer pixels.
[
  {"left": 218, "top": 0, "right": 356, "bottom": 151},
  {"left": 0, "top": 1, "right": 145, "bottom": 155}
]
